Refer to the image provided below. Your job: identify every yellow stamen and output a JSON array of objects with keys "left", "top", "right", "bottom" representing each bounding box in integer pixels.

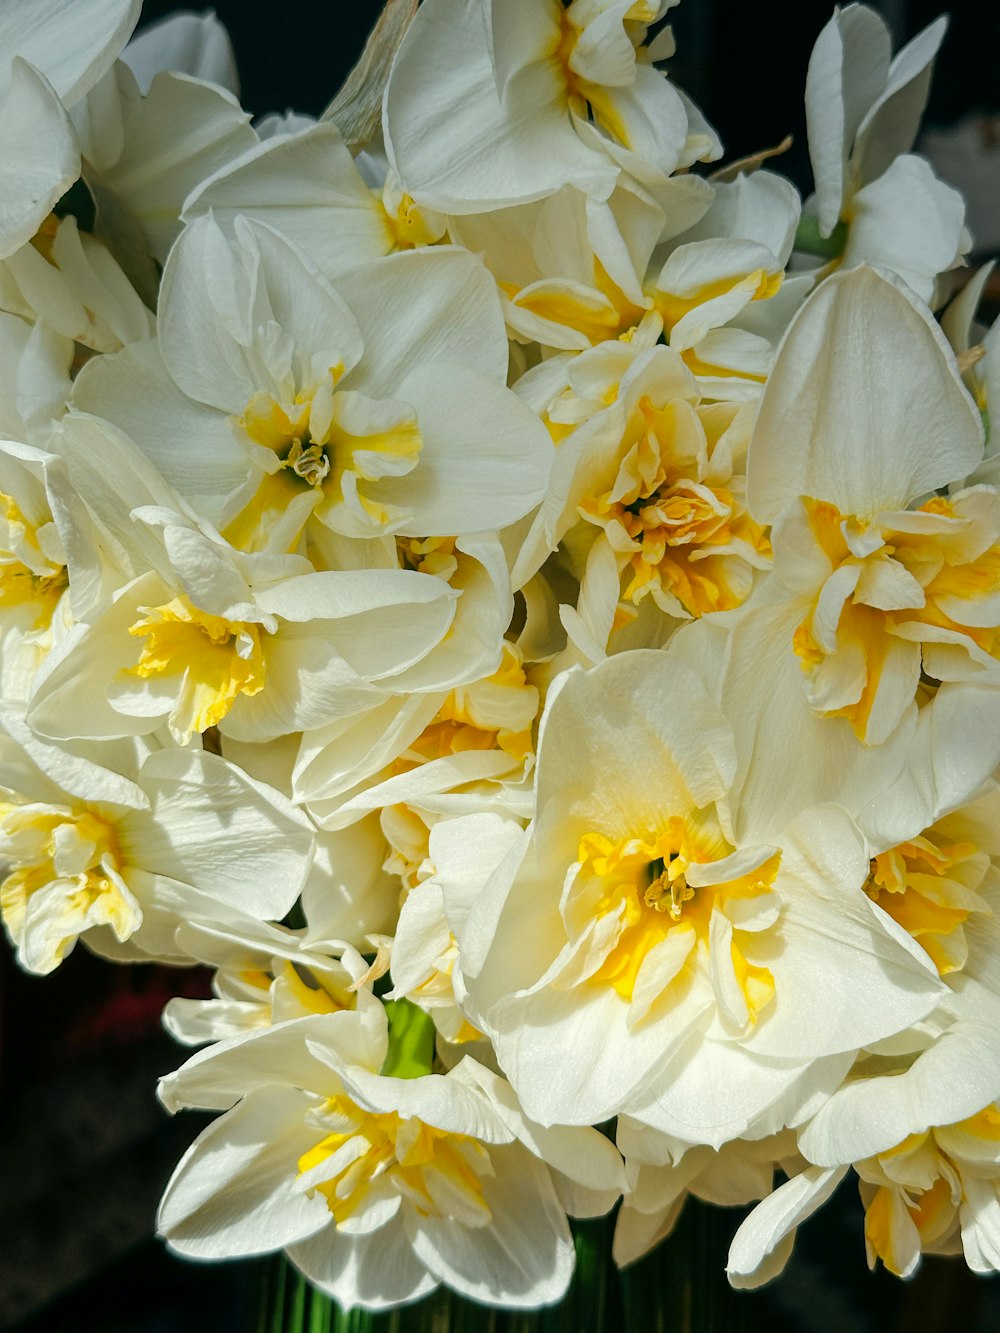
[
  {"left": 126, "top": 595, "right": 266, "bottom": 738},
  {"left": 297, "top": 1095, "right": 492, "bottom": 1226}
]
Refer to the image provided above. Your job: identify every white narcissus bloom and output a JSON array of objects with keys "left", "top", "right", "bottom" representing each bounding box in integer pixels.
[
  {"left": 297, "top": 640, "right": 540, "bottom": 818},
  {"left": 650, "top": 167, "right": 805, "bottom": 398},
  {"left": 801, "top": 5, "right": 966, "bottom": 302},
  {"left": 0, "top": 706, "right": 314, "bottom": 975},
  {"left": 729, "top": 1014, "right": 1000, "bottom": 1286},
  {"left": 746, "top": 264, "right": 995, "bottom": 750},
  {"left": 73, "top": 215, "right": 552, "bottom": 550},
  {"left": 0, "top": 0, "right": 141, "bottom": 258},
  {"left": 162, "top": 906, "right": 362, "bottom": 1048},
  {"left": 389, "top": 812, "right": 529, "bottom": 1045},
  {"left": 384, "top": 0, "right": 700, "bottom": 215},
  {"left": 27, "top": 501, "right": 459, "bottom": 746},
  {"left": 514, "top": 337, "right": 770, "bottom": 652},
  {"left": 157, "top": 981, "right": 624, "bottom": 1311},
  {"left": 447, "top": 183, "right": 673, "bottom": 353},
  {"left": 0, "top": 213, "right": 154, "bottom": 355},
  {"left": 457, "top": 650, "right": 942, "bottom": 1135},
  {"left": 856, "top": 784, "right": 1000, "bottom": 982},
  {"left": 0, "top": 437, "right": 129, "bottom": 705}
]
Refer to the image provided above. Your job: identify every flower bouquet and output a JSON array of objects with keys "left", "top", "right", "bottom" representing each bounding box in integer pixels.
[{"left": 3, "top": 0, "right": 1000, "bottom": 1324}]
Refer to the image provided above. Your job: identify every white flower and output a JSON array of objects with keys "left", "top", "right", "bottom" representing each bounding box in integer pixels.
[
  {"left": 448, "top": 183, "right": 668, "bottom": 352},
  {"left": 157, "top": 986, "right": 623, "bottom": 1310},
  {"left": 73, "top": 215, "right": 552, "bottom": 546},
  {"left": 0, "top": 707, "right": 313, "bottom": 974},
  {"left": 162, "top": 908, "right": 361, "bottom": 1048},
  {"left": 514, "top": 338, "right": 770, "bottom": 649},
  {"left": 730, "top": 1012, "right": 1000, "bottom": 1285},
  {"left": 0, "top": 213, "right": 153, "bottom": 354},
  {"left": 801, "top": 5, "right": 966, "bottom": 302},
  {"left": 0, "top": 437, "right": 127, "bottom": 705},
  {"left": 746, "top": 264, "right": 993, "bottom": 748},
  {"left": 384, "top": 0, "right": 698, "bottom": 214},
  {"left": 458, "top": 651, "right": 942, "bottom": 1133},
  {"left": 27, "top": 501, "right": 459, "bottom": 745}
]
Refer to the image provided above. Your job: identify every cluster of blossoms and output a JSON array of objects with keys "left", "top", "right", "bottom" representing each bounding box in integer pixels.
[{"left": 6, "top": 0, "right": 1000, "bottom": 1312}]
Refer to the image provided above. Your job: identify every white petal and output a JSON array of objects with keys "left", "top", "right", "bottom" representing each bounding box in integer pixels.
[
  {"left": 408, "top": 1142, "right": 574, "bottom": 1306},
  {"left": 799, "top": 1022, "right": 1000, "bottom": 1167},
  {"left": 123, "top": 10, "right": 239, "bottom": 94},
  {"left": 2, "top": 0, "right": 140, "bottom": 105},
  {"left": 532, "top": 651, "right": 736, "bottom": 855},
  {"left": 158, "top": 1085, "right": 331, "bottom": 1257},
  {"left": 376, "top": 360, "right": 553, "bottom": 534},
  {"left": 184, "top": 124, "right": 390, "bottom": 278},
  {"left": 727, "top": 1166, "right": 848, "bottom": 1288},
  {"left": 747, "top": 265, "right": 984, "bottom": 524},
  {"left": 843, "top": 155, "right": 967, "bottom": 305},
  {"left": 103, "top": 69, "right": 257, "bottom": 264},
  {"left": 853, "top": 16, "right": 948, "bottom": 188},
  {"left": 333, "top": 247, "right": 510, "bottom": 396},
  {"left": 804, "top": 6, "right": 890, "bottom": 235},
  {"left": 288, "top": 1209, "right": 437, "bottom": 1310},
  {"left": 0, "top": 61, "right": 78, "bottom": 261},
  {"left": 119, "top": 748, "right": 312, "bottom": 921}
]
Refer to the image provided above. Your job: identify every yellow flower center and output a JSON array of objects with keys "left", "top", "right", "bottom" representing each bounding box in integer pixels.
[
  {"left": 655, "top": 270, "right": 783, "bottom": 338},
  {"left": 0, "top": 802, "right": 138, "bottom": 972},
  {"left": 224, "top": 373, "right": 423, "bottom": 553},
  {"left": 566, "top": 819, "right": 779, "bottom": 1022},
  {"left": 384, "top": 191, "right": 444, "bottom": 250},
  {"left": 396, "top": 534, "right": 459, "bottom": 581},
  {"left": 864, "top": 829, "right": 988, "bottom": 975},
  {"left": 0, "top": 490, "right": 68, "bottom": 627},
  {"left": 297, "top": 1095, "right": 493, "bottom": 1226},
  {"left": 0, "top": 561, "right": 68, "bottom": 619},
  {"left": 126, "top": 595, "right": 266, "bottom": 739},
  {"left": 792, "top": 495, "right": 1000, "bottom": 741},
  {"left": 579, "top": 397, "right": 770, "bottom": 618},
  {"left": 426, "top": 645, "right": 541, "bottom": 768}
]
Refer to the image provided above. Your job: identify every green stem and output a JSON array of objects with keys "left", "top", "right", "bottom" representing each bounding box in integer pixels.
[
  {"left": 380, "top": 998, "right": 436, "bottom": 1079},
  {"left": 794, "top": 216, "right": 848, "bottom": 261}
]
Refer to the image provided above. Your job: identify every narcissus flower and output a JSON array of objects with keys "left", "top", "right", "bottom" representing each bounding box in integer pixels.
[
  {"left": 746, "top": 265, "right": 993, "bottom": 748},
  {"left": 157, "top": 978, "right": 624, "bottom": 1310},
  {"left": 457, "top": 651, "right": 942, "bottom": 1134},
  {"left": 384, "top": 0, "right": 698, "bottom": 214}
]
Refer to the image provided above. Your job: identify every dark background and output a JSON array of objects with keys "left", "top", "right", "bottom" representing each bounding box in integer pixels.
[{"left": 4, "top": 2, "right": 1000, "bottom": 1329}]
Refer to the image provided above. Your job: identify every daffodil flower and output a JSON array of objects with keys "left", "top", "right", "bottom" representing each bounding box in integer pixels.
[
  {"left": 457, "top": 651, "right": 942, "bottom": 1132},
  {"left": 157, "top": 975, "right": 624, "bottom": 1310},
  {"left": 745, "top": 264, "right": 995, "bottom": 751},
  {"left": 384, "top": 0, "right": 699, "bottom": 214},
  {"left": 0, "top": 705, "right": 313, "bottom": 974}
]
